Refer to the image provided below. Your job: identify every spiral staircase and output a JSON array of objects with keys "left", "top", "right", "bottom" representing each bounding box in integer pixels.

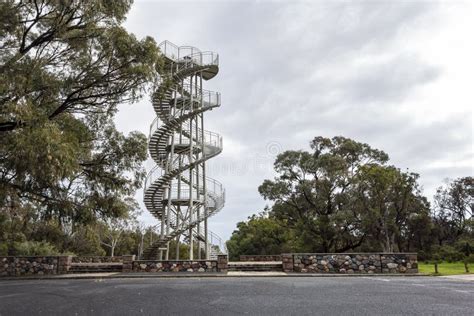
[{"left": 143, "top": 41, "right": 226, "bottom": 260}]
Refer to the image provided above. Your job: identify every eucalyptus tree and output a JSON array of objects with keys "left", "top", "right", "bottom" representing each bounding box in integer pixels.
[
  {"left": 259, "top": 136, "right": 389, "bottom": 252},
  {"left": 432, "top": 177, "right": 473, "bottom": 245},
  {"left": 0, "top": 0, "right": 162, "bottom": 254},
  {"left": 354, "top": 165, "right": 431, "bottom": 252}
]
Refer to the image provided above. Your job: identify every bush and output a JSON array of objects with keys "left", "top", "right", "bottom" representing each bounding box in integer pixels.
[
  {"left": 13, "top": 241, "right": 60, "bottom": 256},
  {"left": 455, "top": 239, "right": 474, "bottom": 257},
  {"left": 417, "top": 250, "right": 432, "bottom": 262},
  {"left": 465, "top": 254, "right": 474, "bottom": 264},
  {"left": 434, "top": 245, "right": 464, "bottom": 263},
  {"left": 67, "top": 227, "right": 105, "bottom": 256},
  {"left": 0, "top": 243, "right": 8, "bottom": 256}
]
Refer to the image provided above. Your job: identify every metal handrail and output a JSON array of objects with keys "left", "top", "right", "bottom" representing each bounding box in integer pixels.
[
  {"left": 149, "top": 117, "right": 223, "bottom": 151},
  {"left": 144, "top": 164, "right": 225, "bottom": 198},
  {"left": 178, "top": 84, "right": 221, "bottom": 107},
  {"left": 158, "top": 40, "right": 219, "bottom": 67},
  {"left": 143, "top": 165, "right": 164, "bottom": 192}
]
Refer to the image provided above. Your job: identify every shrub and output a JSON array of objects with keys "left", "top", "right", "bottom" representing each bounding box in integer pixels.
[
  {"left": 434, "top": 245, "right": 464, "bottom": 262},
  {"left": 13, "top": 241, "right": 60, "bottom": 256},
  {"left": 0, "top": 243, "right": 8, "bottom": 256}
]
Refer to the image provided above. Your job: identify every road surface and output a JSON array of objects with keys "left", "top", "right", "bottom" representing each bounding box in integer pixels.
[{"left": 1, "top": 276, "right": 473, "bottom": 315}]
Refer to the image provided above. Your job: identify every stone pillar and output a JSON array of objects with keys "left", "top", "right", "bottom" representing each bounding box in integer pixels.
[
  {"left": 58, "top": 256, "right": 72, "bottom": 274},
  {"left": 122, "top": 255, "right": 135, "bottom": 273},
  {"left": 281, "top": 254, "right": 294, "bottom": 272},
  {"left": 407, "top": 254, "right": 418, "bottom": 273},
  {"left": 217, "top": 255, "right": 228, "bottom": 273}
]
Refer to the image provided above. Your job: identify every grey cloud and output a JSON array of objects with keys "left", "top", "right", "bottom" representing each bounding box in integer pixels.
[
  {"left": 117, "top": 0, "right": 472, "bottom": 241},
  {"left": 336, "top": 54, "right": 441, "bottom": 103}
]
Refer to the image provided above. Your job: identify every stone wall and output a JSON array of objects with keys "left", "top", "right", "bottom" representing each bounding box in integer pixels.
[
  {"left": 239, "top": 255, "right": 282, "bottom": 262},
  {"left": 58, "top": 256, "right": 72, "bottom": 274},
  {"left": 122, "top": 255, "right": 134, "bottom": 272},
  {"left": 72, "top": 256, "right": 123, "bottom": 263},
  {"left": 282, "top": 253, "right": 294, "bottom": 272},
  {"left": 285, "top": 253, "right": 418, "bottom": 274},
  {"left": 0, "top": 256, "right": 65, "bottom": 277},
  {"left": 1, "top": 253, "right": 416, "bottom": 275},
  {"left": 1, "top": 255, "right": 229, "bottom": 276},
  {"left": 133, "top": 260, "right": 218, "bottom": 272},
  {"left": 130, "top": 255, "right": 228, "bottom": 273},
  {"left": 381, "top": 254, "right": 418, "bottom": 273},
  {"left": 217, "top": 255, "right": 228, "bottom": 272}
]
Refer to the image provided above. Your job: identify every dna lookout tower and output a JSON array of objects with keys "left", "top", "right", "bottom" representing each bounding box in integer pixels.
[{"left": 143, "top": 41, "right": 226, "bottom": 260}]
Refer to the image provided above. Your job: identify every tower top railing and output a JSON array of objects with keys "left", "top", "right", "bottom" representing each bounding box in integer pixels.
[{"left": 159, "top": 40, "right": 219, "bottom": 67}]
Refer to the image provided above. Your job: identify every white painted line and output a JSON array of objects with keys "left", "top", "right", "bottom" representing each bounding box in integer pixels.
[
  {"left": 453, "top": 290, "right": 472, "bottom": 294},
  {"left": 361, "top": 277, "right": 391, "bottom": 282},
  {"left": 440, "top": 275, "right": 474, "bottom": 282}
]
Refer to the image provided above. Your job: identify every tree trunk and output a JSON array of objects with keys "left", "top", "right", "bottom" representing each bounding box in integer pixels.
[
  {"left": 434, "top": 262, "right": 439, "bottom": 274},
  {"left": 7, "top": 199, "right": 16, "bottom": 256},
  {"left": 464, "top": 262, "right": 469, "bottom": 273},
  {"left": 382, "top": 234, "right": 392, "bottom": 252},
  {"left": 139, "top": 233, "right": 144, "bottom": 260},
  {"left": 381, "top": 207, "right": 392, "bottom": 252}
]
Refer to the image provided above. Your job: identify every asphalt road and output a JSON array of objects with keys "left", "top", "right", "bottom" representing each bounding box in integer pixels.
[{"left": 0, "top": 276, "right": 473, "bottom": 315}]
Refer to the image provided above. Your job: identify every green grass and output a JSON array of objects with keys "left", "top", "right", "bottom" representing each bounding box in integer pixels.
[{"left": 418, "top": 261, "right": 473, "bottom": 276}]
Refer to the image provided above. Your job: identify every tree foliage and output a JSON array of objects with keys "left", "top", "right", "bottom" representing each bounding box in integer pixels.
[
  {"left": 229, "top": 137, "right": 471, "bottom": 259},
  {"left": 226, "top": 210, "right": 298, "bottom": 260},
  {"left": 0, "top": 0, "right": 160, "bottom": 132},
  {"left": 354, "top": 164, "right": 430, "bottom": 252},
  {"left": 0, "top": 0, "right": 162, "bottom": 255},
  {"left": 432, "top": 177, "right": 473, "bottom": 245},
  {"left": 258, "top": 136, "right": 391, "bottom": 252}
]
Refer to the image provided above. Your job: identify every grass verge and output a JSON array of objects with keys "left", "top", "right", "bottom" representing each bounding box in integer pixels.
[{"left": 418, "top": 261, "right": 473, "bottom": 276}]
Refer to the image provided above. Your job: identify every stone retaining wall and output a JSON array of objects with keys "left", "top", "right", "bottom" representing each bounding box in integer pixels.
[
  {"left": 1, "top": 255, "right": 125, "bottom": 276},
  {"left": 1, "top": 253, "right": 416, "bottom": 275},
  {"left": 218, "top": 255, "right": 228, "bottom": 272},
  {"left": 380, "top": 254, "right": 418, "bottom": 273},
  {"left": 133, "top": 260, "right": 218, "bottom": 272},
  {"left": 283, "top": 253, "right": 417, "bottom": 273},
  {"left": 0, "top": 256, "right": 65, "bottom": 276},
  {"left": 132, "top": 255, "right": 228, "bottom": 273},
  {"left": 239, "top": 255, "right": 282, "bottom": 262}
]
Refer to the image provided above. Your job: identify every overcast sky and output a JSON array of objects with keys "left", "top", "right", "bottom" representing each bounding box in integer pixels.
[{"left": 115, "top": 0, "right": 473, "bottom": 241}]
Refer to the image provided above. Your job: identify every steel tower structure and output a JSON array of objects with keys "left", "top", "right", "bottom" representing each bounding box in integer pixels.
[{"left": 143, "top": 41, "right": 225, "bottom": 260}]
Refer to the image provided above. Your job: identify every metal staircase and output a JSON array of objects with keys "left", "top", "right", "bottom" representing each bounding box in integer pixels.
[{"left": 143, "top": 41, "right": 226, "bottom": 260}]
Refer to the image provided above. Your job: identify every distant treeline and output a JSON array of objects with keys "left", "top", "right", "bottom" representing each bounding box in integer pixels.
[{"left": 227, "top": 137, "right": 473, "bottom": 262}]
